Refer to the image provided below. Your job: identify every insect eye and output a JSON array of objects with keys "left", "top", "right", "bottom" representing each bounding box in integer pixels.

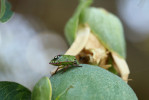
[
  {"left": 54, "top": 55, "right": 61, "bottom": 59},
  {"left": 54, "top": 56, "right": 57, "bottom": 59}
]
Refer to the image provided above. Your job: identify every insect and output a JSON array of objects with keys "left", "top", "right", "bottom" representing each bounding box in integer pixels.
[{"left": 49, "top": 55, "right": 81, "bottom": 74}]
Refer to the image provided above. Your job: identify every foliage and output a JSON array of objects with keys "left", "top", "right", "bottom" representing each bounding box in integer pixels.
[
  {"left": 0, "top": 81, "right": 31, "bottom": 100},
  {"left": 50, "top": 64, "right": 138, "bottom": 100},
  {"left": 0, "top": 0, "right": 13, "bottom": 22}
]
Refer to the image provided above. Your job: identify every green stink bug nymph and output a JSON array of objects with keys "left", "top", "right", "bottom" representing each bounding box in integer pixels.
[{"left": 49, "top": 55, "right": 81, "bottom": 74}]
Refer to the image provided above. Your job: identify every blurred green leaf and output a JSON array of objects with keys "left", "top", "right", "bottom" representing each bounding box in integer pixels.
[
  {"left": 31, "top": 77, "right": 52, "bottom": 100},
  {"left": 64, "top": 0, "right": 92, "bottom": 45},
  {"left": 0, "top": 0, "right": 13, "bottom": 22},
  {"left": 80, "top": 8, "right": 126, "bottom": 58},
  {"left": 0, "top": 81, "right": 31, "bottom": 100}
]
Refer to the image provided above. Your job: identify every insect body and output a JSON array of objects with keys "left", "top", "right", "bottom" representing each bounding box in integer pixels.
[{"left": 49, "top": 55, "right": 81, "bottom": 74}]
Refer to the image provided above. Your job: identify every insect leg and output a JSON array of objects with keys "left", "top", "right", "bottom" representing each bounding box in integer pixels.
[
  {"left": 52, "top": 67, "right": 60, "bottom": 75},
  {"left": 64, "top": 65, "right": 69, "bottom": 72},
  {"left": 73, "top": 61, "right": 82, "bottom": 67},
  {"left": 73, "top": 64, "right": 82, "bottom": 67}
]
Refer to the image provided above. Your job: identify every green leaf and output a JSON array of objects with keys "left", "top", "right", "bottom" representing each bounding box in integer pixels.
[
  {"left": 64, "top": 0, "right": 93, "bottom": 45},
  {"left": 50, "top": 64, "right": 138, "bottom": 100},
  {"left": 0, "top": 81, "right": 31, "bottom": 100},
  {"left": 0, "top": 0, "right": 13, "bottom": 22},
  {"left": 55, "top": 85, "right": 73, "bottom": 100},
  {"left": 80, "top": 8, "right": 126, "bottom": 58},
  {"left": 31, "top": 77, "right": 52, "bottom": 100}
]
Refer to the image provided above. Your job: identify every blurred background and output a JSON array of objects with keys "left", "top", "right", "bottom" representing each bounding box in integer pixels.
[{"left": 0, "top": 0, "right": 149, "bottom": 99}]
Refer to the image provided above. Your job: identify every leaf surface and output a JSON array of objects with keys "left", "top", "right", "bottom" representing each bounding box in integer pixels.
[
  {"left": 64, "top": 0, "right": 92, "bottom": 45},
  {"left": 0, "top": 81, "right": 31, "bottom": 100},
  {"left": 32, "top": 77, "right": 52, "bottom": 100}
]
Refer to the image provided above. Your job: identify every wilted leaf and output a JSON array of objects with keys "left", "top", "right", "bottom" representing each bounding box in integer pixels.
[
  {"left": 112, "top": 52, "right": 130, "bottom": 82},
  {"left": 80, "top": 7, "right": 126, "bottom": 58},
  {"left": 64, "top": 1, "right": 129, "bottom": 82},
  {"left": 65, "top": 25, "right": 90, "bottom": 55}
]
